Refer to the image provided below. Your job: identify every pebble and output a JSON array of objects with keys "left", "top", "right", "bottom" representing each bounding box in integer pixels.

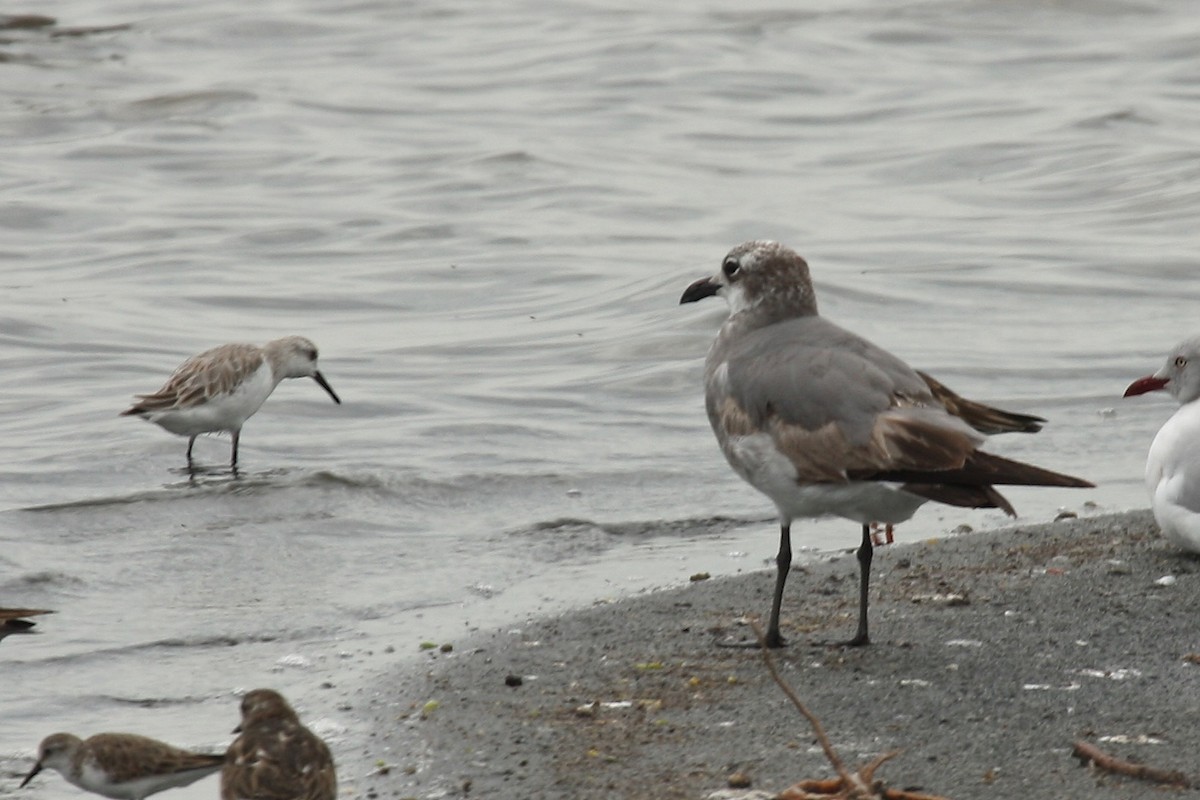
[{"left": 726, "top": 771, "right": 752, "bottom": 788}]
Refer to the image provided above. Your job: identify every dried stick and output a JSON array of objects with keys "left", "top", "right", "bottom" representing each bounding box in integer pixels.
[
  {"left": 751, "top": 618, "right": 953, "bottom": 800},
  {"left": 1071, "top": 740, "right": 1191, "bottom": 788},
  {"left": 880, "top": 789, "right": 959, "bottom": 800},
  {"left": 749, "top": 619, "right": 861, "bottom": 791}
]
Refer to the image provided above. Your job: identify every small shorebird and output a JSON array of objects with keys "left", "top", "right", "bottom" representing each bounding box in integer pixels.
[
  {"left": 20, "top": 732, "right": 224, "bottom": 800},
  {"left": 222, "top": 689, "right": 336, "bottom": 800},
  {"left": 0, "top": 608, "right": 53, "bottom": 643},
  {"left": 121, "top": 336, "right": 341, "bottom": 469},
  {"left": 680, "top": 240, "right": 1093, "bottom": 648},
  {"left": 1124, "top": 335, "right": 1200, "bottom": 553}
]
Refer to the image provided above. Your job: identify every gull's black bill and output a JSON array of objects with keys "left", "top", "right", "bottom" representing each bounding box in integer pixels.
[{"left": 680, "top": 277, "right": 719, "bottom": 304}]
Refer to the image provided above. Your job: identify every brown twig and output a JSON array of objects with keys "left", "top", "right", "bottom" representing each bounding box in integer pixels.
[
  {"left": 1072, "top": 740, "right": 1192, "bottom": 788},
  {"left": 749, "top": 619, "right": 952, "bottom": 800},
  {"left": 749, "top": 619, "right": 858, "bottom": 790}
]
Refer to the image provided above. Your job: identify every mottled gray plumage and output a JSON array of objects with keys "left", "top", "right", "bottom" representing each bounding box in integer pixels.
[
  {"left": 716, "top": 314, "right": 944, "bottom": 449},
  {"left": 680, "top": 240, "right": 1091, "bottom": 647}
]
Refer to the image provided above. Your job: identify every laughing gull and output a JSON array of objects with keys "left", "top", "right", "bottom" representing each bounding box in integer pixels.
[
  {"left": 680, "top": 240, "right": 1093, "bottom": 648},
  {"left": 1124, "top": 335, "right": 1200, "bottom": 553}
]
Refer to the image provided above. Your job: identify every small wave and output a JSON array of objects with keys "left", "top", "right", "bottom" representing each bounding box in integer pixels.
[
  {"left": 22, "top": 488, "right": 195, "bottom": 512},
  {"left": 19, "top": 468, "right": 356, "bottom": 512},
  {"left": 145, "top": 633, "right": 279, "bottom": 648},
  {"left": 120, "top": 89, "right": 257, "bottom": 119},
  {"left": 0, "top": 570, "right": 84, "bottom": 590},
  {"left": 16, "top": 468, "right": 712, "bottom": 528},
  {"left": 25, "top": 627, "right": 337, "bottom": 669},
  {"left": 94, "top": 693, "right": 213, "bottom": 708},
  {"left": 513, "top": 514, "right": 772, "bottom": 543},
  {"left": 496, "top": 515, "right": 775, "bottom": 565}
]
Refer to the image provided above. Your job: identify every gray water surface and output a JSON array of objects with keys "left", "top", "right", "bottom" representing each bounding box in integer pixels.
[{"left": 3, "top": 0, "right": 1196, "bottom": 797}]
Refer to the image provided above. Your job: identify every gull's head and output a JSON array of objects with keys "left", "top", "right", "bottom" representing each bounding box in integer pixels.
[
  {"left": 1125, "top": 335, "right": 1200, "bottom": 405},
  {"left": 679, "top": 240, "right": 817, "bottom": 320}
]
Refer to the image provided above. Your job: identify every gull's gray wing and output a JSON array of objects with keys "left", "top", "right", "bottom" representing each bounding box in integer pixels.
[{"left": 705, "top": 316, "right": 981, "bottom": 482}]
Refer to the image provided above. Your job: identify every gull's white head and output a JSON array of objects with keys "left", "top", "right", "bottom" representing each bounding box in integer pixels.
[{"left": 1124, "top": 335, "right": 1200, "bottom": 405}]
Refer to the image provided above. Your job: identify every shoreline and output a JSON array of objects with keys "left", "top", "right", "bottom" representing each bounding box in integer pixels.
[{"left": 364, "top": 509, "right": 1200, "bottom": 800}]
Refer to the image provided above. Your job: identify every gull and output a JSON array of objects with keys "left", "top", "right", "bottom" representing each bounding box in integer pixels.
[
  {"left": 680, "top": 240, "right": 1093, "bottom": 648},
  {"left": 1124, "top": 335, "right": 1200, "bottom": 553},
  {"left": 20, "top": 732, "right": 223, "bottom": 800},
  {"left": 121, "top": 336, "right": 340, "bottom": 470},
  {"left": 221, "top": 689, "right": 336, "bottom": 800}
]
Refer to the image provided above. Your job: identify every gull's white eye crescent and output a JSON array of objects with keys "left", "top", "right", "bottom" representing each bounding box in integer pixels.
[{"left": 722, "top": 258, "right": 740, "bottom": 278}]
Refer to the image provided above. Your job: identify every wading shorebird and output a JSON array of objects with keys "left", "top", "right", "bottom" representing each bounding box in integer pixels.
[{"left": 121, "top": 336, "right": 340, "bottom": 470}]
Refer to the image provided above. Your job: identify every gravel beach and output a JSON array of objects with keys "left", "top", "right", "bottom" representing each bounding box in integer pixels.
[{"left": 365, "top": 510, "right": 1200, "bottom": 800}]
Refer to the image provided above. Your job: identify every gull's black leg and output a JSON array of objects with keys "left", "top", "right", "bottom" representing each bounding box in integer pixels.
[
  {"left": 764, "top": 522, "right": 792, "bottom": 648},
  {"left": 843, "top": 523, "right": 873, "bottom": 647}
]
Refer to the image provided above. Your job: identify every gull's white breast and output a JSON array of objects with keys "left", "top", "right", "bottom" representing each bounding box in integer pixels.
[{"left": 1147, "top": 400, "right": 1200, "bottom": 553}]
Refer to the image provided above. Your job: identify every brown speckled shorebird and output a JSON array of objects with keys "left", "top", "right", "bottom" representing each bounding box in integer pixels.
[
  {"left": 20, "top": 732, "right": 223, "bottom": 800},
  {"left": 121, "top": 336, "right": 340, "bottom": 469},
  {"left": 221, "top": 689, "right": 336, "bottom": 800}
]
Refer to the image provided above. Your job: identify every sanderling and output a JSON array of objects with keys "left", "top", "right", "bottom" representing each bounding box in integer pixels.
[
  {"left": 680, "top": 240, "right": 1092, "bottom": 648},
  {"left": 20, "top": 732, "right": 223, "bottom": 800},
  {"left": 121, "top": 336, "right": 340, "bottom": 470},
  {"left": 1125, "top": 335, "right": 1200, "bottom": 554},
  {"left": 221, "top": 689, "right": 336, "bottom": 800}
]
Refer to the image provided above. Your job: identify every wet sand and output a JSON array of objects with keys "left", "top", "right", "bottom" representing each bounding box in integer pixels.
[{"left": 366, "top": 510, "right": 1200, "bottom": 800}]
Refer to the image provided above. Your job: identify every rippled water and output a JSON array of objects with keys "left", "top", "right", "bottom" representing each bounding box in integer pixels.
[{"left": 3, "top": 0, "right": 1198, "bottom": 796}]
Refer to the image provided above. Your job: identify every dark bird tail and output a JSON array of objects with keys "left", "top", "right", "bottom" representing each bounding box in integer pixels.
[
  {"left": 851, "top": 450, "right": 1093, "bottom": 518},
  {"left": 918, "top": 371, "right": 1046, "bottom": 435},
  {"left": 852, "top": 450, "right": 1093, "bottom": 490}
]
